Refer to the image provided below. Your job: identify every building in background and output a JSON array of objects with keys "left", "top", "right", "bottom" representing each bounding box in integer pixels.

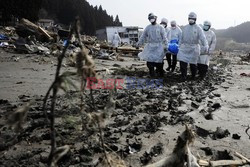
[{"left": 96, "top": 26, "right": 142, "bottom": 45}]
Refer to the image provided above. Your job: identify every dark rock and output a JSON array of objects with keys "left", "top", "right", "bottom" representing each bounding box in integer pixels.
[
  {"left": 113, "top": 63, "right": 121, "bottom": 67},
  {"left": 140, "top": 152, "right": 152, "bottom": 165},
  {"left": 18, "top": 94, "right": 30, "bottom": 100},
  {"left": 208, "top": 94, "right": 214, "bottom": 99},
  {"left": 150, "top": 142, "right": 164, "bottom": 156},
  {"left": 109, "top": 144, "right": 119, "bottom": 152},
  {"left": 113, "top": 115, "right": 130, "bottom": 126},
  {"left": 195, "top": 97, "right": 202, "bottom": 103},
  {"left": 191, "top": 102, "right": 200, "bottom": 109},
  {"left": 126, "top": 125, "right": 144, "bottom": 135},
  {"left": 79, "top": 146, "right": 93, "bottom": 156},
  {"left": 212, "top": 127, "right": 230, "bottom": 140},
  {"left": 232, "top": 133, "right": 241, "bottom": 140},
  {"left": 194, "top": 126, "right": 210, "bottom": 138},
  {"left": 173, "top": 115, "right": 195, "bottom": 125},
  {"left": 212, "top": 150, "right": 233, "bottom": 160},
  {"left": 129, "top": 142, "right": 142, "bottom": 153},
  {"left": 204, "top": 113, "right": 213, "bottom": 120},
  {"left": 212, "top": 103, "right": 221, "bottom": 109},
  {"left": 213, "top": 93, "right": 221, "bottom": 97},
  {"left": 0, "top": 99, "right": 9, "bottom": 104},
  {"left": 201, "top": 147, "right": 213, "bottom": 156}
]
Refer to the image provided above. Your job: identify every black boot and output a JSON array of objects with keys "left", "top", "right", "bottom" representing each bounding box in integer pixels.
[
  {"left": 147, "top": 62, "right": 155, "bottom": 77},
  {"left": 198, "top": 63, "right": 208, "bottom": 79},
  {"left": 171, "top": 54, "right": 177, "bottom": 72},
  {"left": 190, "top": 64, "right": 197, "bottom": 80},
  {"left": 166, "top": 53, "right": 172, "bottom": 71},
  {"left": 156, "top": 62, "right": 164, "bottom": 77},
  {"left": 180, "top": 61, "right": 188, "bottom": 81}
]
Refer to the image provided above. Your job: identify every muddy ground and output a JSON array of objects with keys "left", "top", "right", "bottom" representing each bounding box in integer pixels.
[{"left": 0, "top": 49, "right": 250, "bottom": 167}]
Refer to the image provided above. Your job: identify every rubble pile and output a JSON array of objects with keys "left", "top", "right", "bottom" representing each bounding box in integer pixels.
[{"left": 0, "top": 18, "right": 142, "bottom": 63}]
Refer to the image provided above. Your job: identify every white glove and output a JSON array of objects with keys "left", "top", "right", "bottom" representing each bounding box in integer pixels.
[{"left": 204, "top": 46, "right": 209, "bottom": 54}]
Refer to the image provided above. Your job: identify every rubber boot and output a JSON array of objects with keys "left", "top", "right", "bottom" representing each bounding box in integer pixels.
[{"left": 166, "top": 53, "right": 172, "bottom": 71}]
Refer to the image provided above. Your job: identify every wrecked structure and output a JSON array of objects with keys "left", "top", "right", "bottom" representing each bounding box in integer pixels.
[
  {"left": 96, "top": 26, "right": 142, "bottom": 45},
  {"left": 38, "top": 19, "right": 54, "bottom": 29}
]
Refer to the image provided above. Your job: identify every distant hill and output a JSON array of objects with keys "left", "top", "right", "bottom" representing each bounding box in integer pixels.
[
  {"left": 41, "top": 0, "right": 122, "bottom": 35},
  {"left": 0, "top": 0, "right": 122, "bottom": 35},
  {"left": 215, "top": 22, "right": 250, "bottom": 43}
]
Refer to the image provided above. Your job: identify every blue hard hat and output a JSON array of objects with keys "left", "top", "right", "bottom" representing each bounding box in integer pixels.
[{"left": 168, "top": 43, "right": 179, "bottom": 54}]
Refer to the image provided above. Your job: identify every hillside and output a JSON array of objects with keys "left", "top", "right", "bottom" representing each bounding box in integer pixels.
[
  {"left": 0, "top": 0, "right": 122, "bottom": 35},
  {"left": 215, "top": 22, "right": 250, "bottom": 43},
  {"left": 41, "top": 0, "right": 122, "bottom": 35}
]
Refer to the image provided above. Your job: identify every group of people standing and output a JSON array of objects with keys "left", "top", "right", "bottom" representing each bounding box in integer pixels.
[{"left": 137, "top": 12, "right": 217, "bottom": 81}]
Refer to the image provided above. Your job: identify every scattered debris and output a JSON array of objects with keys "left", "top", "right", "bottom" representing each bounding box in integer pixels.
[
  {"left": 194, "top": 126, "right": 211, "bottom": 138},
  {"left": 191, "top": 101, "right": 200, "bottom": 109},
  {"left": 211, "top": 127, "right": 230, "bottom": 140},
  {"left": 240, "top": 73, "right": 250, "bottom": 77},
  {"left": 232, "top": 133, "right": 241, "bottom": 140},
  {"left": 200, "top": 147, "right": 213, "bottom": 156},
  {"left": 211, "top": 150, "right": 234, "bottom": 161},
  {"left": 146, "top": 125, "right": 199, "bottom": 167},
  {"left": 140, "top": 143, "right": 164, "bottom": 165},
  {"left": 211, "top": 103, "right": 221, "bottom": 110}
]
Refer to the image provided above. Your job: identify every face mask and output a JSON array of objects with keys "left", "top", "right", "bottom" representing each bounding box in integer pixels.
[
  {"left": 171, "top": 25, "right": 176, "bottom": 29},
  {"left": 203, "top": 25, "right": 210, "bottom": 31},
  {"left": 188, "top": 19, "right": 195, "bottom": 25},
  {"left": 160, "top": 23, "right": 167, "bottom": 28},
  {"left": 150, "top": 19, "right": 156, "bottom": 23}
]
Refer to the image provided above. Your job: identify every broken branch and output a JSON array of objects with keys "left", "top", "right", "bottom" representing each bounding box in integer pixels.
[
  {"left": 235, "top": 151, "right": 250, "bottom": 164},
  {"left": 210, "top": 160, "right": 247, "bottom": 166}
]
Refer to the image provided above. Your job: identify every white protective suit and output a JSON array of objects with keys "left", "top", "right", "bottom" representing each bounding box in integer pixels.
[
  {"left": 165, "top": 27, "right": 171, "bottom": 41},
  {"left": 138, "top": 24, "right": 168, "bottom": 63},
  {"left": 160, "top": 18, "right": 170, "bottom": 40},
  {"left": 169, "top": 26, "right": 182, "bottom": 42},
  {"left": 177, "top": 24, "right": 208, "bottom": 64},
  {"left": 112, "top": 33, "right": 121, "bottom": 47},
  {"left": 168, "top": 26, "right": 182, "bottom": 41},
  {"left": 198, "top": 30, "right": 216, "bottom": 65}
]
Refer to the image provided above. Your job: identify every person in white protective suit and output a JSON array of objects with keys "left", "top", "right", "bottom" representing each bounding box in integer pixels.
[
  {"left": 160, "top": 18, "right": 171, "bottom": 40},
  {"left": 137, "top": 13, "right": 168, "bottom": 77},
  {"left": 177, "top": 12, "right": 208, "bottom": 81},
  {"left": 198, "top": 21, "right": 217, "bottom": 79},
  {"left": 112, "top": 31, "right": 121, "bottom": 48},
  {"left": 166, "top": 20, "right": 182, "bottom": 72}
]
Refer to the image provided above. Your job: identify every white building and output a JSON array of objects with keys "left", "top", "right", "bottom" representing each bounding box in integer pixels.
[{"left": 96, "top": 26, "right": 142, "bottom": 45}]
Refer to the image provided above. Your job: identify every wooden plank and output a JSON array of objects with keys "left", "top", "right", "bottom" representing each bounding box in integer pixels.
[{"left": 210, "top": 160, "right": 247, "bottom": 166}]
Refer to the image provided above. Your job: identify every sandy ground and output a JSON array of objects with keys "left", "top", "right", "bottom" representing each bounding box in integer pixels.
[{"left": 0, "top": 49, "right": 250, "bottom": 166}]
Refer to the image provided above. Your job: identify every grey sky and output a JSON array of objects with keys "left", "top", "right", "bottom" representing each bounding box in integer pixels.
[{"left": 87, "top": 0, "right": 250, "bottom": 30}]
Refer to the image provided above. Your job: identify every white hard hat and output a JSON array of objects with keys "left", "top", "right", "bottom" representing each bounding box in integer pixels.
[
  {"left": 203, "top": 20, "right": 211, "bottom": 26},
  {"left": 170, "top": 20, "right": 177, "bottom": 26},
  {"left": 188, "top": 12, "right": 197, "bottom": 19},
  {"left": 160, "top": 18, "right": 168, "bottom": 24}
]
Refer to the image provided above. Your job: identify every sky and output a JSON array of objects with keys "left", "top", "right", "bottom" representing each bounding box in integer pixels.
[{"left": 87, "top": 0, "right": 250, "bottom": 30}]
